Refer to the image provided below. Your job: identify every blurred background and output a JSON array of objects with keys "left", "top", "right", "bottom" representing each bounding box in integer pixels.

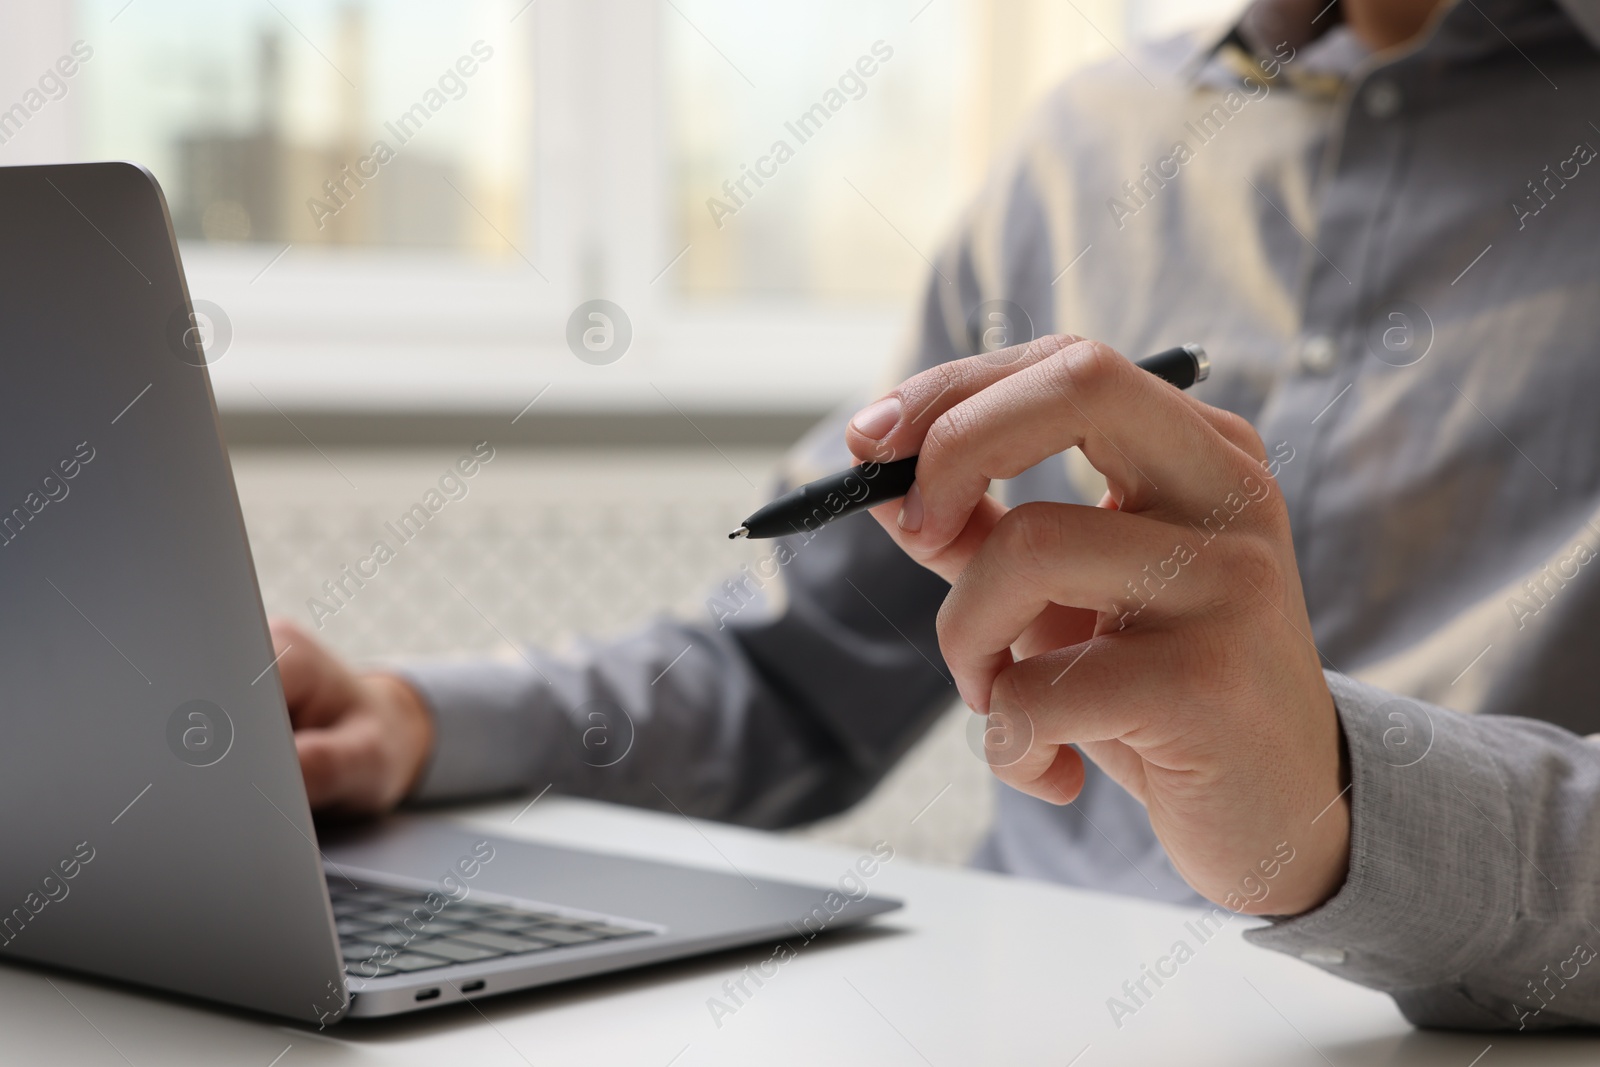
[{"left": 1, "top": 0, "right": 1234, "bottom": 863}]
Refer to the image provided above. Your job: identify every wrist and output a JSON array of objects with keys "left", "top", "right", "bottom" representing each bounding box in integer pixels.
[
  {"left": 1273, "top": 716, "right": 1354, "bottom": 916},
  {"left": 1280, "top": 798, "right": 1351, "bottom": 916}
]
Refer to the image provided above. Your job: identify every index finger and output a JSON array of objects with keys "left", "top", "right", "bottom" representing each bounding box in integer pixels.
[
  {"left": 845, "top": 334, "right": 1087, "bottom": 463},
  {"left": 879, "top": 339, "right": 1258, "bottom": 555}
]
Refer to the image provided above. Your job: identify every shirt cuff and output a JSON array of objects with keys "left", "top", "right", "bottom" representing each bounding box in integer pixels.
[
  {"left": 396, "top": 658, "right": 564, "bottom": 804},
  {"left": 1244, "top": 671, "right": 1521, "bottom": 991}
]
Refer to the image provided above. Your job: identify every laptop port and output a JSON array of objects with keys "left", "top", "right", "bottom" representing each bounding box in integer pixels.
[
  {"left": 414, "top": 988, "right": 441, "bottom": 1002},
  {"left": 460, "top": 980, "right": 486, "bottom": 993}
]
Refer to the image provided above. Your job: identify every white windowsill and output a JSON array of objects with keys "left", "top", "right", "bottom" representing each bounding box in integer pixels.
[{"left": 182, "top": 244, "right": 909, "bottom": 414}]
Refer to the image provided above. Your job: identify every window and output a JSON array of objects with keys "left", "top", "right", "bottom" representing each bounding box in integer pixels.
[
  {"left": 78, "top": 0, "right": 532, "bottom": 252},
  {"left": 1, "top": 0, "right": 1235, "bottom": 410},
  {"left": 663, "top": 0, "right": 1218, "bottom": 299}
]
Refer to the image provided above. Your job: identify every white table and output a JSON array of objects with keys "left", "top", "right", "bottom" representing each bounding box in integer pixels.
[{"left": 5, "top": 797, "right": 1595, "bottom": 1066}]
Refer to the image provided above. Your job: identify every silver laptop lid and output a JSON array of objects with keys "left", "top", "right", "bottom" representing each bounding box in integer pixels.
[{"left": 0, "top": 162, "right": 346, "bottom": 1024}]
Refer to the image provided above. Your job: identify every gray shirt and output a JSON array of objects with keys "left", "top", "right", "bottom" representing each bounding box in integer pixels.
[{"left": 406, "top": 0, "right": 1600, "bottom": 1031}]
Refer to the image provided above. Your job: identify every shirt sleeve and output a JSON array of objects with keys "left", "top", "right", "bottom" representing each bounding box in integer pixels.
[
  {"left": 1245, "top": 670, "right": 1600, "bottom": 1030},
  {"left": 398, "top": 487, "right": 955, "bottom": 827}
]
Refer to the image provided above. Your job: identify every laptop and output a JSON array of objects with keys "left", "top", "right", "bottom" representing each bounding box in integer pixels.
[{"left": 0, "top": 162, "right": 899, "bottom": 1023}]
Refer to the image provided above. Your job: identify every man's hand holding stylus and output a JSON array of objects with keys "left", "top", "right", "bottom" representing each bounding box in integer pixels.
[{"left": 845, "top": 334, "right": 1351, "bottom": 916}]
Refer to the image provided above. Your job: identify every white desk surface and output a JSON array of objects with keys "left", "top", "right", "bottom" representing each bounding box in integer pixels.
[{"left": 6, "top": 797, "right": 1595, "bottom": 1066}]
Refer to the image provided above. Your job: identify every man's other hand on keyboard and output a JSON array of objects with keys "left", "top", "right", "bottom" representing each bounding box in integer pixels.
[{"left": 269, "top": 619, "right": 435, "bottom": 814}]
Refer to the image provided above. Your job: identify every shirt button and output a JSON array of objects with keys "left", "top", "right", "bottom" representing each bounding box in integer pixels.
[
  {"left": 1363, "top": 79, "right": 1401, "bottom": 119},
  {"left": 1301, "top": 947, "right": 1347, "bottom": 965},
  {"left": 1297, "top": 335, "right": 1337, "bottom": 374}
]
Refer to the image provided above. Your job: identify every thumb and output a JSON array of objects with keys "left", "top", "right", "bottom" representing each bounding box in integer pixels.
[{"left": 295, "top": 727, "right": 352, "bottom": 810}]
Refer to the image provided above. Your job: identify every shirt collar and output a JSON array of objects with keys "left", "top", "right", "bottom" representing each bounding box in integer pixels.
[
  {"left": 1564, "top": 0, "right": 1600, "bottom": 43},
  {"left": 1192, "top": 0, "right": 1600, "bottom": 93}
]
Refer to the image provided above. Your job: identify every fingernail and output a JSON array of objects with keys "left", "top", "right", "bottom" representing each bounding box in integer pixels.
[
  {"left": 850, "top": 397, "right": 901, "bottom": 441},
  {"left": 897, "top": 482, "right": 923, "bottom": 533}
]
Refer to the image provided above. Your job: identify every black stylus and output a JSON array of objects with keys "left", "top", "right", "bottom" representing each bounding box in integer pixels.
[{"left": 728, "top": 344, "right": 1209, "bottom": 540}]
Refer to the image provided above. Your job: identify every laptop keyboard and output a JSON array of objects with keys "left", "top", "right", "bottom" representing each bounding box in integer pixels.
[{"left": 329, "top": 882, "right": 653, "bottom": 978}]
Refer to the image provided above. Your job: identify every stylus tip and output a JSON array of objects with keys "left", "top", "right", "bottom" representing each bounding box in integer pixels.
[{"left": 728, "top": 526, "right": 749, "bottom": 540}]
